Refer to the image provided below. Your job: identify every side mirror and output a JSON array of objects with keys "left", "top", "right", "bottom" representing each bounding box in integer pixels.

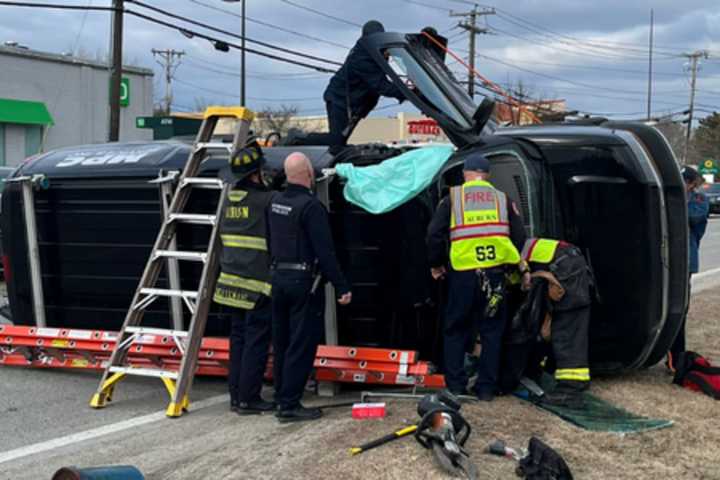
[{"left": 472, "top": 98, "right": 496, "bottom": 134}]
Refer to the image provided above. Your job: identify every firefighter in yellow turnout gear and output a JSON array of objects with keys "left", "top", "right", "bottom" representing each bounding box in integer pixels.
[
  {"left": 521, "top": 238, "right": 593, "bottom": 405},
  {"left": 427, "top": 153, "right": 528, "bottom": 401},
  {"left": 214, "top": 144, "right": 276, "bottom": 415}
]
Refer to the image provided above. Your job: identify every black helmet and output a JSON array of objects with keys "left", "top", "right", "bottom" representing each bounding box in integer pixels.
[
  {"left": 362, "top": 20, "right": 385, "bottom": 36},
  {"left": 229, "top": 142, "right": 263, "bottom": 179}
]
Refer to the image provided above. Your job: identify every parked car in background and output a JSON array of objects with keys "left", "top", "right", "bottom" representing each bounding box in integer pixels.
[{"left": 703, "top": 182, "right": 720, "bottom": 214}]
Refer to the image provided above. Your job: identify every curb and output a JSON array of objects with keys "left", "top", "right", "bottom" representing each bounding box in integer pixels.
[{"left": 692, "top": 267, "right": 720, "bottom": 294}]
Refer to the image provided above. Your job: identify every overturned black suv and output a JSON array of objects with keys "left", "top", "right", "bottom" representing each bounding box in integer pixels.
[{"left": 1, "top": 32, "right": 687, "bottom": 374}]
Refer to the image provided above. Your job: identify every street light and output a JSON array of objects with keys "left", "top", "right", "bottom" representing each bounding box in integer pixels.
[{"left": 222, "top": 0, "right": 246, "bottom": 106}]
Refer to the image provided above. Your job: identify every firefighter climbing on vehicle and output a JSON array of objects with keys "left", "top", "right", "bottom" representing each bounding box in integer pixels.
[
  {"left": 519, "top": 238, "right": 594, "bottom": 405},
  {"left": 213, "top": 143, "right": 276, "bottom": 415},
  {"left": 286, "top": 20, "right": 405, "bottom": 151},
  {"left": 426, "top": 153, "right": 528, "bottom": 401}
]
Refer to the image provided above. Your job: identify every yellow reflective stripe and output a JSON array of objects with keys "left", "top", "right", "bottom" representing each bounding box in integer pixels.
[
  {"left": 449, "top": 224, "right": 510, "bottom": 240},
  {"left": 496, "top": 190, "right": 509, "bottom": 223},
  {"left": 220, "top": 234, "right": 267, "bottom": 251},
  {"left": 555, "top": 368, "right": 590, "bottom": 382},
  {"left": 213, "top": 290, "right": 256, "bottom": 309},
  {"left": 218, "top": 272, "right": 272, "bottom": 296},
  {"left": 450, "top": 187, "right": 463, "bottom": 228},
  {"left": 228, "top": 190, "right": 248, "bottom": 202},
  {"left": 523, "top": 238, "right": 560, "bottom": 263}
]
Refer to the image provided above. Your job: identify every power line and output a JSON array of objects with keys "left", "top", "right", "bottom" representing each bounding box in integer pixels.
[
  {"left": 174, "top": 78, "right": 321, "bottom": 103},
  {"left": 0, "top": 1, "right": 112, "bottom": 11},
  {"left": 183, "top": 57, "right": 328, "bottom": 80},
  {"left": 441, "top": 1, "right": 690, "bottom": 56},
  {"left": 493, "top": 9, "right": 682, "bottom": 58},
  {"left": 475, "top": 58, "right": 687, "bottom": 78},
  {"left": 187, "top": 0, "right": 351, "bottom": 50},
  {"left": 279, "top": 0, "right": 362, "bottom": 27},
  {"left": 123, "top": 9, "right": 338, "bottom": 73},
  {"left": 402, "top": 0, "right": 450, "bottom": 12},
  {"left": 127, "top": 0, "right": 342, "bottom": 66},
  {"left": 475, "top": 52, "right": 658, "bottom": 96},
  {"left": 0, "top": 1, "right": 340, "bottom": 73},
  {"left": 490, "top": 21, "right": 677, "bottom": 64}
]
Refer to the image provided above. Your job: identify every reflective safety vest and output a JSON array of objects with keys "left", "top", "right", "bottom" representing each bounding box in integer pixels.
[
  {"left": 521, "top": 238, "right": 560, "bottom": 264},
  {"left": 213, "top": 183, "right": 274, "bottom": 310},
  {"left": 449, "top": 179, "right": 521, "bottom": 271}
]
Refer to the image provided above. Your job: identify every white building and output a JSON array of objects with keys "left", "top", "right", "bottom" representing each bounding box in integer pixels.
[{"left": 0, "top": 43, "right": 154, "bottom": 166}]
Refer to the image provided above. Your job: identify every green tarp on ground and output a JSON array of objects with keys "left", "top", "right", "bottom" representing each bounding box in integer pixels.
[
  {"left": 334, "top": 145, "right": 454, "bottom": 214},
  {"left": 516, "top": 375, "right": 673, "bottom": 433}
]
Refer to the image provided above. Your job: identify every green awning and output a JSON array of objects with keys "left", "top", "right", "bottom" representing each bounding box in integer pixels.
[{"left": 0, "top": 98, "right": 54, "bottom": 126}]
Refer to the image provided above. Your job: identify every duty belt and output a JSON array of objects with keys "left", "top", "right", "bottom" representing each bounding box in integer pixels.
[{"left": 272, "top": 262, "right": 313, "bottom": 271}]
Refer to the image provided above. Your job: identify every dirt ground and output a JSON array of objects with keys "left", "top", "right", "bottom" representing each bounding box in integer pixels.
[
  {"left": 283, "top": 288, "right": 720, "bottom": 480},
  {"left": 2, "top": 285, "right": 718, "bottom": 479}
]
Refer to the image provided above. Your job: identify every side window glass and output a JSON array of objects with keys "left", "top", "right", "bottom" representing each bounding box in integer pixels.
[{"left": 487, "top": 153, "right": 532, "bottom": 228}]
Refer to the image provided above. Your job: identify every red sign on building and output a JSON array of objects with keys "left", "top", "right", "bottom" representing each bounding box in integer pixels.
[{"left": 408, "top": 119, "right": 441, "bottom": 136}]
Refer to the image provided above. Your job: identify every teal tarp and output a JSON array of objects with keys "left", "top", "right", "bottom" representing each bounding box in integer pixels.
[{"left": 334, "top": 145, "right": 454, "bottom": 214}]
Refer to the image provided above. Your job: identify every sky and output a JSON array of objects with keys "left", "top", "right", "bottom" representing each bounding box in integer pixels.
[{"left": 1, "top": 0, "right": 720, "bottom": 125}]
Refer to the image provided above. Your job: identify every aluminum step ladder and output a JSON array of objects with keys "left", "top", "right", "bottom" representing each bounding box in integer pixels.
[{"left": 90, "top": 106, "right": 254, "bottom": 417}]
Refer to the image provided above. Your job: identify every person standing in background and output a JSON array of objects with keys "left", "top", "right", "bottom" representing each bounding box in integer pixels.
[{"left": 668, "top": 167, "right": 709, "bottom": 371}]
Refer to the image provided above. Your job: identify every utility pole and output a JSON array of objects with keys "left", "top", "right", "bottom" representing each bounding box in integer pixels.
[
  {"left": 241, "top": 0, "right": 246, "bottom": 106},
  {"left": 683, "top": 50, "right": 709, "bottom": 162},
  {"left": 109, "top": 0, "right": 124, "bottom": 142},
  {"left": 152, "top": 49, "right": 186, "bottom": 114},
  {"left": 450, "top": 5, "right": 495, "bottom": 98},
  {"left": 222, "top": 0, "right": 246, "bottom": 105},
  {"left": 646, "top": 9, "right": 653, "bottom": 120}
]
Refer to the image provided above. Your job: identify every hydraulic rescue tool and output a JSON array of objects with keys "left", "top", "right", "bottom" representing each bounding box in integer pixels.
[{"left": 414, "top": 391, "right": 479, "bottom": 480}]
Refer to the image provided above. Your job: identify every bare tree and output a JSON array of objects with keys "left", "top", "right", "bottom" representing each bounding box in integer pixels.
[
  {"left": 256, "top": 105, "right": 300, "bottom": 135},
  {"left": 193, "top": 97, "right": 215, "bottom": 112},
  {"left": 653, "top": 121, "right": 689, "bottom": 164},
  {"left": 498, "top": 78, "right": 568, "bottom": 124}
]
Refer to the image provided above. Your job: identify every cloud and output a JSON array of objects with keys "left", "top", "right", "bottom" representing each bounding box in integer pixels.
[{"left": 0, "top": 0, "right": 718, "bottom": 119}]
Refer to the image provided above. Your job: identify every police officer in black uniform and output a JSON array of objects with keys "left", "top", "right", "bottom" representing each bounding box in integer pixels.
[
  {"left": 289, "top": 20, "right": 405, "bottom": 151},
  {"left": 213, "top": 144, "right": 275, "bottom": 415},
  {"left": 268, "top": 152, "right": 352, "bottom": 423}
]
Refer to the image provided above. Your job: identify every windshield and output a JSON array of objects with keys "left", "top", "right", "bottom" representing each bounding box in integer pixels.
[{"left": 386, "top": 47, "right": 472, "bottom": 130}]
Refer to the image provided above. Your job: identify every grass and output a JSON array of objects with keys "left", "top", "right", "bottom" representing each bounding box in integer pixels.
[{"left": 294, "top": 288, "right": 720, "bottom": 480}]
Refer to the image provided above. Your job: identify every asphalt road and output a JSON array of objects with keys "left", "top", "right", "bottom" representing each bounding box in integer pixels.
[
  {"left": 1, "top": 218, "right": 719, "bottom": 479},
  {"left": 698, "top": 216, "right": 720, "bottom": 273}
]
